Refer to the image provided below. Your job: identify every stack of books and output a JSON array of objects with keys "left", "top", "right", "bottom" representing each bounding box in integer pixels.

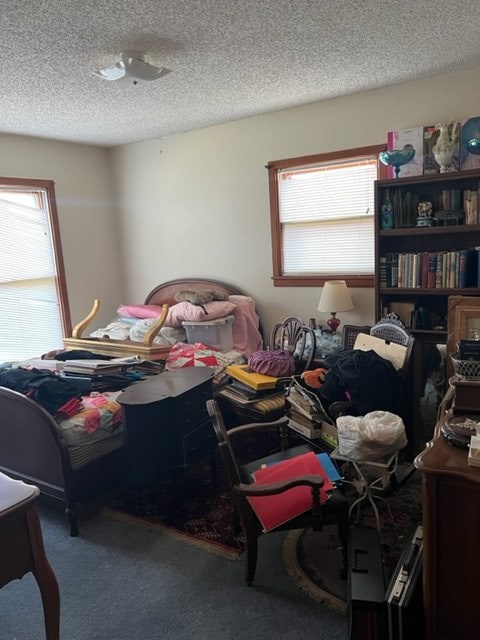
[
  {"left": 286, "top": 382, "right": 338, "bottom": 447},
  {"left": 63, "top": 359, "right": 131, "bottom": 375},
  {"left": 220, "top": 364, "right": 282, "bottom": 405},
  {"left": 220, "top": 377, "right": 281, "bottom": 405}
]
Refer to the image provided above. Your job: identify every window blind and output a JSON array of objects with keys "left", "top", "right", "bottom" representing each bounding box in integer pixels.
[
  {"left": 278, "top": 157, "right": 377, "bottom": 275},
  {"left": 0, "top": 191, "right": 64, "bottom": 361}
]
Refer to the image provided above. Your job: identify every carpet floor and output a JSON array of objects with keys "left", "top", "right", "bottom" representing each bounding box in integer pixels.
[{"left": 105, "top": 453, "right": 422, "bottom": 615}]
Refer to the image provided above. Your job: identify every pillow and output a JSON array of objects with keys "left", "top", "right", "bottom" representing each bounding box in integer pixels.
[
  {"left": 165, "top": 300, "right": 236, "bottom": 327},
  {"left": 117, "top": 304, "right": 164, "bottom": 319}
]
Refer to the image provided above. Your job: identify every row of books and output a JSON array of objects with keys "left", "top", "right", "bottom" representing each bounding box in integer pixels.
[
  {"left": 380, "top": 249, "right": 480, "bottom": 290},
  {"left": 387, "top": 118, "right": 480, "bottom": 179},
  {"left": 382, "top": 187, "right": 479, "bottom": 229}
]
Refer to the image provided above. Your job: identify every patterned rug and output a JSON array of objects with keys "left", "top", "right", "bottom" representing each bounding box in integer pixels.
[
  {"left": 103, "top": 458, "right": 244, "bottom": 559},
  {"left": 282, "top": 468, "right": 423, "bottom": 613}
]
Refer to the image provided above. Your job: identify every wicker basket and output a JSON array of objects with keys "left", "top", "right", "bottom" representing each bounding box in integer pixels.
[{"left": 451, "top": 352, "right": 480, "bottom": 380}]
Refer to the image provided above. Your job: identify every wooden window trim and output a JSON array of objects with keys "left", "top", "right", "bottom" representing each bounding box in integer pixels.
[
  {"left": 267, "top": 144, "right": 388, "bottom": 287},
  {"left": 0, "top": 176, "right": 72, "bottom": 336}
]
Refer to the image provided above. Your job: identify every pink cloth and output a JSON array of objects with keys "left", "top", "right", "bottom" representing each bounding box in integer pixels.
[{"left": 229, "top": 297, "right": 263, "bottom": 357}]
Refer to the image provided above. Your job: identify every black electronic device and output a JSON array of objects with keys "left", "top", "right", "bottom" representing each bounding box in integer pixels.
[
  {"left": 385, "top": 525, "right": 424, "bottom": 640},
  {"left": 348, "top": 526, "right": 386, "bottom": 640}
]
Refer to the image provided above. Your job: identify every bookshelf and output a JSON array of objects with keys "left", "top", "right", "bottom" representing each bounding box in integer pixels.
[
  {"left": 375, "top": 169, "right": 480, "bottom": 454},
  {"left": 375, "top": 168, "right": 480, "bottom": 341}
]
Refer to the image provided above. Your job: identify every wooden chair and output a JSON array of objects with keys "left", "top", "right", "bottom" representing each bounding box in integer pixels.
[
  {"left": 218, "top": 316, "right": 316, "bottom": 423},
  {"left": 206, "top": 398, "right": 349, "bottom": 586},
  {"left": 341, "top": 324, "right": 372, "bottom": 350}
]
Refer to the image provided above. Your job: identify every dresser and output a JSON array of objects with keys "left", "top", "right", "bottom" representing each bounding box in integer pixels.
[
  {"left": 119, "top": 367, "right": 215, "bottom": 486},
  {"left": 414, "top": 383, "right": 480, "bottom": 640}
]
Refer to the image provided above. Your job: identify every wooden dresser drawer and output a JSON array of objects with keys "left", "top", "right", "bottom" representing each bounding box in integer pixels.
[{"left": 182, "top": 421, "right": 216, "bottom": 467}]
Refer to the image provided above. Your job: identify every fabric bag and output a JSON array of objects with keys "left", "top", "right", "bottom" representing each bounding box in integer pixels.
[
  {"left": 248, "top": 349, "right": 295, "bottom": 377},
  {"left": 336, "top": 410, "right": 407, "bottom": 460}
]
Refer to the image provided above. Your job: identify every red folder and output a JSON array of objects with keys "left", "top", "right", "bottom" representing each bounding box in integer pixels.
[{"left": 247, "top": 452, "right": 333, "bottom": 532}]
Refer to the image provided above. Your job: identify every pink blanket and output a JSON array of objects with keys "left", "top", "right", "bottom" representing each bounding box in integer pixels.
[{"left": 229, "top": 295, "right": 263, "bottom": 357}]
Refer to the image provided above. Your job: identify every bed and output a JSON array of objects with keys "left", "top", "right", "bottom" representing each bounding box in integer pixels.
[{"left": 0, "top": 277, "right": 263, "bottom": 536}]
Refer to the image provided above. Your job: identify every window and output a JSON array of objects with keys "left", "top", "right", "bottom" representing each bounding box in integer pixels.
[
  {"left": 0, "top": 178, "right": 71, "bottom": 361},
  {"left": 267, "top": 145, "right": 387, "bottom": 287}
]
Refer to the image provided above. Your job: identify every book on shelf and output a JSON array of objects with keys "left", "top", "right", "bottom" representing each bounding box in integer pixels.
[
  {"left": 247, "top": 451, "right": 334, "bottom": 532},
  {"left": 435, "top": 252, "right": 445, "bottom": 289},
  {"left": 427, "top": 252, "right": 437, "bottom": 288},
  {"left": 463, "top": 189, "right": 479, "bottom": 225},
  {"left": 379, "top": 256, "right": 387, "bottom": 288},
  {"left": 382, "top": 248, "right": 479, "bottom": 290}
]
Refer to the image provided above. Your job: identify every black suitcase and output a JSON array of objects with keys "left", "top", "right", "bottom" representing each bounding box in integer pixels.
[
  {"left": 385, "top": 525, "right": 424, "bottom": 640},
  {"left": 348, "top": 526, "right": 386, "bottom": 640}
]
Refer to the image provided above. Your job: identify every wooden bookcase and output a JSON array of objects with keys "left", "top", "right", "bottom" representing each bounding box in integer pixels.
[
  {"left": 375, "top": 168, "right": 480, "bottom": 340},
  {"left": 374, "top": 169, "right": 480, "bottom": 454}
]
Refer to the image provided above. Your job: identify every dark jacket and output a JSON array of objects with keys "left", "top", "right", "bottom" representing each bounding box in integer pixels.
[{"left": 319, "top": 349, "right": 408, "bottom": 421}]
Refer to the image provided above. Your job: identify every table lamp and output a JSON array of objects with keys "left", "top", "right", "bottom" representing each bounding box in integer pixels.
[{"left": 317, "top": 280, "right": 354, "bottom": 333}]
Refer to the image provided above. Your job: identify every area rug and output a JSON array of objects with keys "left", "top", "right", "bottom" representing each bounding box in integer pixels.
[
  {"left": 103, "top": 431, "right": 284, "bottom": 558},
  {"left": 103, "top": 459, "right": 244, "bottom": 559},
  {"left": 282, "top": 468, "right": 423, "bottom": 613}
]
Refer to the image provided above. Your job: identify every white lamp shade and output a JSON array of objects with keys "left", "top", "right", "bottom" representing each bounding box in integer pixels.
[{"left": 317, "top": 280, "right": 354, "bottom": 313}]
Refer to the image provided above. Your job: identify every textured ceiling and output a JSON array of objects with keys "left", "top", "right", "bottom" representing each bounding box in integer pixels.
[{"left": 2, "top": 0, "right": 480, "bottom": 148}]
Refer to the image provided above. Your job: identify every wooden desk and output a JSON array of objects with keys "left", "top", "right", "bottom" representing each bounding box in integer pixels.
[
  {"left": 414, "top": 413, "right": 480, "bottom": 640},
  {"left": 0, "top": 472, "right": 60, "bottom": 640}
]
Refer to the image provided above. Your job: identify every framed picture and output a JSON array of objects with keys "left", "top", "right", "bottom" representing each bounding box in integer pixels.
[{"left": 389, "top": 301, "right": 415, "bottom": 329}]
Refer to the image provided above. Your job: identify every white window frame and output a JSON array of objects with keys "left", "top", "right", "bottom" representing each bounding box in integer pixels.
[
  {"left": 267, "top": 145, "right": 387, "bottom": 287},
  {"left": 0, "top": 177, "right": 71, "bottom": 362}
]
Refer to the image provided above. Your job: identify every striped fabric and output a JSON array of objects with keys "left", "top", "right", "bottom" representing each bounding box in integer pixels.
[{"left": 67, "top": 433, "right": 125, "bottom": 471}]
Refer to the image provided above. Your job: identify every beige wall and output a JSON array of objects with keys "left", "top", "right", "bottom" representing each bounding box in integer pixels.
[
  {"left": 3, "top": 66, "right": 480, "bottom": 339},
  {"left": 111, "top": 66, "right": 480, "bottom": 335},
  {"left": 0, "top": 134, "right": 123, "bottom": 330}
]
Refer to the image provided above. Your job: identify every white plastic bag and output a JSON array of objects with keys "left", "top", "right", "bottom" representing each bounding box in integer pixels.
[{"left": 337, "top": 410, "right": 407, "bottom": 460}]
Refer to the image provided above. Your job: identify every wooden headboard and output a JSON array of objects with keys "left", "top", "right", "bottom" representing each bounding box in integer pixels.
[{"left": 145, "top": 278, "right": 247, "bottom": 307}]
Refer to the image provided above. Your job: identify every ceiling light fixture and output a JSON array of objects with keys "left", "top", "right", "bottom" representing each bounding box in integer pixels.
[{"left": 93, "top": 50, "right": 170, "bottom": 86}]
